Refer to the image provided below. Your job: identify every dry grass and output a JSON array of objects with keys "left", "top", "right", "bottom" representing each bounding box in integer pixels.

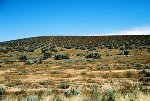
[{"left": 0, "top": 44, "right": 150, "bottom": 100}]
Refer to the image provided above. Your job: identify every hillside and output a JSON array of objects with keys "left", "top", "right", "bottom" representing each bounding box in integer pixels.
[{"left": 0, "top": 35, "right": 150, "bottom": 101}]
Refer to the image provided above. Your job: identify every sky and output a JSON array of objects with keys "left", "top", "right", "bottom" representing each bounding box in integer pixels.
[{"left": 0, "top": 0, "right": 150, "bottom": 42}]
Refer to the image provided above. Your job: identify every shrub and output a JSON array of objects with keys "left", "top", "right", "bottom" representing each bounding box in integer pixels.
[
  {"left": 135, "top": 63, "right": 143, "bottom": 67},
  {"left": 118, "top": 49, "right": 129, "bottom": 55},
  {"left": 85, "top": 52, "right": 101, "bottom": 59},
  {"left": 19, "top": 54, "right": 28, "bottom": 62},
  {"left": 97, "top": 64, "right": 103, "bottom": 70},
  {"left": 143, "top": 65, "right": 150, "bottom": 69},
  {"left": 0, "top": 47, "right": 8, "bottom": 53},
  {"left": 18, "top": 69, "right": 28, "bottom": 75},
  {"left": 43, "top": 51, "right": 52, "bottom": 60},
  {"left": 15, "top": 46, "right": 25, "bottom": 52},
  {"left": 139, "top": 69, "right": 150, "bottom": 77},
  {"left": 126, "top": 72, "right": 132, "bottom": 78},
  {"left": 102, "top": 89, "right": 116, "bottom": 101},
  {"left": 0, "top": 84, "right": 6, "bottom": 95},
  {"left": 54, "top": 53, "right": 69, "bottom": 60},
  {"left": 83, "top": 84, "right": 100, "bottom": 101},
  {"left": 53, "top": 96, "right": 63, "bottom": 101},
  {"left": 41, "top": 47, "right": 49, "bottom": 53},
  {"left": 144, "top": 70, "right": 150, "bottom": 77},
  {"left": 64, "top": 44, "right": 72, "bottom": 49},
  {"left": 22, "top": 95, "right": 39, "bottom": 101},
  {"left": 147, "top": 47, "right": 150, "bottom": 52},
  {"left": 27, "top": 46, "right": 36, "bottom": 52},
  {"left": 87, "top": 45, "right": 96, "bottom": 51},
  {"left": 59, "top": 82, "right": 69, "bottom": 89},
  {"left": 25, "top": 57, "right": 42, "bottom": 65},
  {"left": 79, "top": 46, "right": 86, "bottom": 50},
  {"left": 50, "top": 47, "right": 58, "bottom": 52},
  {"left": 64, "top": 88, "right": 79, "bottom": 97},
  {"left": 25, "top": 58, "right": 35, "bottom": 64}
]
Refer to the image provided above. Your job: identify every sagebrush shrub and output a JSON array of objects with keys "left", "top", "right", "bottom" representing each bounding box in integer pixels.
[
  {"left": 43, "top": 51, "right": 52, "bottom": 59},
  {"left": 85, "top": 52, "right": 101, "bottom": 59},
  {"left": 64, "top": 88, "right": 79, "bottom": 97},
  {"left": 22, "top": 95, "right": 39, "bottom": 101},
  {"left": 102, "top": 89, "right": 116, "bottom": 101},
  {"left": 59, "top": 82, "right": 69, "bottom": 89},
  {"left": 0, "top": 84, "right": 6, "bottom": 95},
  {"left": 54, "top": 53, "right": 69, "bottom": 60},
  {"left": 19, "top": 54, "right": 28, "bottom": 62}
]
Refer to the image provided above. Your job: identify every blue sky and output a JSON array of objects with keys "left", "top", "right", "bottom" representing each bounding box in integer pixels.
[{"left": 0, "top": 0, "right": 150, "bottom": 42}]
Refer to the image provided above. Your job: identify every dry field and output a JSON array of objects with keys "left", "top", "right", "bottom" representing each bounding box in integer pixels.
[{"left": 0, "top": 36, "right": 150, "bottom": 101}]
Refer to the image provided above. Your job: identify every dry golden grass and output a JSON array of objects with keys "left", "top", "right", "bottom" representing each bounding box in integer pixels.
[{"left": 0, "top": 46, "right": 149, "bottom": 100}]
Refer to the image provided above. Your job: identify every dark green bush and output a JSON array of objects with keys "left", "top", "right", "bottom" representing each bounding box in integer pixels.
[
  {"left": 85, "top": 52, "right": 101, "bottom": 59},
  {"left": 118, "top": 49, "right": 129, "bottom": 55},
  {"left": 126, "top": 72, "right": 132, "bottom": 78},
  {"left": 64, "top": 88, "right": 79, "bottom": 97},
  {"left": 25, "top": 57, "right": 42, "bottom": 65},
  {"left": 87, "top": 45, "right": 96, "bottom": 51},
  {"left": 15, "top": 46, "right": 25, "bottom": 52},
  {"left": 102, "top": 89, "right": 116, "bottom": 101},
  {"left": 54, "top": 53, "right": 69, "bottom": 60},
  {"left": 0, "top": 47, "right": 8, "bottom": 53},
  {"left": 143, "top": 65, "right": 150, "bottom": 69},
  {"left": 53, "top": 96, "right": 63, "bottom": 101},
  {"left": 59, "top": 82, "right": 69, "bottom": 89},
  {"left": 41, "top": 47, "right": 49, "bottom": 53},
  {"left": 27, "top": 46, "right": 36, "bottom": 52},
  {"left": 97, "top": 64, "right": 103, "bottom": 70},
  {"left": 64, "top": 44, "right": 73, "bottom": 49},
  {"left": 43, "top": 51, "right": 52, "bottom": 60},
  {"left": 147, "top": 47, "right": 150, "bottom": 52},
  {"left": 19, "top": 54, "right": 28, "bottom": 62},
  {"left": 0, "top": 84, "right": 6, "bottom": 95},
  {"left": 22, "top": 95, "right": 39, "bottom": 101}
]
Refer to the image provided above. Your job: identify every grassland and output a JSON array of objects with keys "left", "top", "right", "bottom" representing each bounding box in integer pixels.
[{"left": 0, "top": 35, "right": 150, "bottom": 101}]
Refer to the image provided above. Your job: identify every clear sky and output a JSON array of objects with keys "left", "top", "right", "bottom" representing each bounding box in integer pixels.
[{"left": 0, "top": 0, "right": 150, "bottom": 42}]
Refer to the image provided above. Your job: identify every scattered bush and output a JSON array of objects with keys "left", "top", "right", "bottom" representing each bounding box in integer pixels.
[
  {"left": 64, "top": 44, "right": 73, "bottom": 49},
  {"left": 54, "top": 53, "right": 69, "bottom": 60},
  {"left": 79, "top": 46, "right": 86, "bottom": 50},
  {"left": 0, "top": 47, "right": 8, "bottom": 53},
  {"left": 50, "top": 47, "right": 58, "bottom": 52},
  {"left": 64, "top": 88, "right": 79, "bottom": 97},
  {"left": 102, "top": 89, "right": 116, "bottom": 101},
  {"left": 139, "top": 69, "right": 150, "bottom": 78},
  {"left": 19, "top": 54, "right": 28, "bottom": 62},
  {"left": 41, "top": 47, "right": 49, "bottom": 53},
  {"left": 22, "top": 95, "right": 39, "bottom": 101},
  {"left": 118, "top": 49, "right": 129, "bottom": 55},
  {"left": 25, "top": 57, "right": 42, "bottom": 65},
  {"left": 87, "top": 45, "right": 96, "bottom": 51},
  {"left": 135, "top": 63, "right": 143, "bottom": 68},
  {"left": 59, "top": 82, "right": 69, "bottom": 89},
  {"left": 97, "top": 64, "right": 103, "bottom": 70},
  {"left": 39, "top": 80, "right": 54, "bottom": 85},
  {"left": 85, "top": 52, "right": 101, "bottom": 59},
  {"left": 15, "top": 46, "right": 25, "bottom": 52},
  {"left": 53, "top": 96, "right": 63, "bottom": 101},
  {"left": 42, "top": 51, "right": 52, "bottom": 60},
  {"left": 126, "top": 71, "right": 132, "bottom": 78},
  {"left": 147, "top": 47, "right": 150, "bottom": 52},
  {"left": 18, "top": 69, "right": 29, "bottom": 75},
  {"left": 27, "top": 46, "right": 36, "bottom": 52},
  {"left": 0, "top": 84, "right": 6, "bottom": 95},
  {"left": 97, "top": 64, "right": 110, "bottom": 71},
  {"left": 143, "top": 65, "right": 150, "bottom": 69}
]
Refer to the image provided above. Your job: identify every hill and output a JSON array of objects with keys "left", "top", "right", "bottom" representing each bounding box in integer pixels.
[{"left": 0, "top": 35, "right": 150, "bottom": 101}]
